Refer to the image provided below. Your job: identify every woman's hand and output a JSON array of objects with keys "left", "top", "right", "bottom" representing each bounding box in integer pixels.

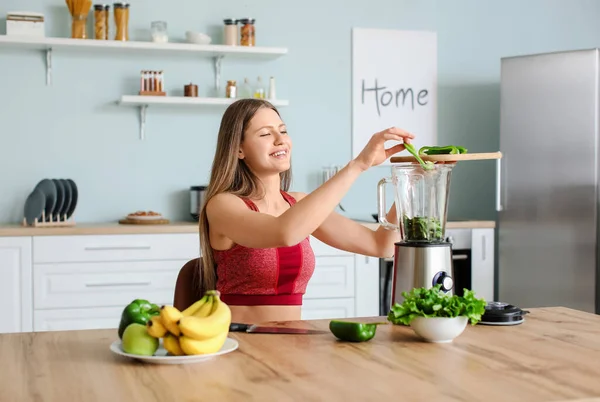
[{"left": 353, "top": 127, "right": 415, "bottom": 171}]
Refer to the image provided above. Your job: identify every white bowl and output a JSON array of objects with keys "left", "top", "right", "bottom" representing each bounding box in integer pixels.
[
  {"left": 185, "top": 31, "right": 212, "bottom": 45},
  {"left": 410, "top": 316, "right": 468, "bottom": 343}
]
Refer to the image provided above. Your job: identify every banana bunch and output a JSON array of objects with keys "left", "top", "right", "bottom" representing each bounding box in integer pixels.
[{"left": 146, "top": 290, "right": 231, "bottom": 356}]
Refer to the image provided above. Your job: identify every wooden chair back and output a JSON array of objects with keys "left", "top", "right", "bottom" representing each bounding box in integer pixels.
[{"left": 173, "top": 257, "right": 206, "bottom": 311}]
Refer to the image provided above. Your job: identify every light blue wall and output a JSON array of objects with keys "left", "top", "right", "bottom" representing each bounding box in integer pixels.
[{"left": 1, "top": 0, "right": 599, "bottom": 224}]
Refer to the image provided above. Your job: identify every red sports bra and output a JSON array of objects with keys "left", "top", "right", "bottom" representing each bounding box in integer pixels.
[{"left": 212, "top": 191, "right": 316, "bottom": 306}]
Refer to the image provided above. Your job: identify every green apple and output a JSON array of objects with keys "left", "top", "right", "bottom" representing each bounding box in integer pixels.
[{"left": 122, "top": 323, "right": 159, "bottom": 356}]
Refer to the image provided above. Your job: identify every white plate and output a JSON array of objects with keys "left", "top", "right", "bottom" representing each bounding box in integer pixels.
[
  {"left": 109, "top": 337, "right": 239, "bottom": 365},
  {"left": 126, "top": 214, "right": 164, "bottom": 221}
]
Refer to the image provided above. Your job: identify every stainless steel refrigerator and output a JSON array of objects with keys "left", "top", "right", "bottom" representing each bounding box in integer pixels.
[{"left": 498, "top": 48, "right": 599, "bottom": 314}]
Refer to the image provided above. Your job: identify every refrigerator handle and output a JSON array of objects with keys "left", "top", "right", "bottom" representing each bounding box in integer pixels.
[{"left": 495, "top": 157, "right": 503, "bottom": 211}]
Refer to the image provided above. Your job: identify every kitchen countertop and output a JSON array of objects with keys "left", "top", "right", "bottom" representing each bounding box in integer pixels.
[
  {"left": 0, "top": 219, "right": 495, "bottom": 236},
  {"left": 0, "top": 307, "right": 598, "bottom": 401}
]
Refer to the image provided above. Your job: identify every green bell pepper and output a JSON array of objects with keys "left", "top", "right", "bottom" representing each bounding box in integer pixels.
[
  {"left": 117, "top": 299, "right": 160, "bottom": 339},
  {"left": 404, "top": 142, "right": 434, "bottom": 170},
  {"left": 418, "top": 145, "right": 468, "bottom": 155},
  {"left": 329, "top": 320, "right": 386, "bottom": 342}
]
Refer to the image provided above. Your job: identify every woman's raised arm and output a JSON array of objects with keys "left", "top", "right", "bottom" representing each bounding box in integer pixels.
[{"left": 207, "top": 127, "right": 413, "bottom": 249}]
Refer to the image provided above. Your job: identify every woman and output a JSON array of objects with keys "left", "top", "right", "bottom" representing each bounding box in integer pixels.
[{"left": 199, "top": 98, "right": 415, "bottom": 324}]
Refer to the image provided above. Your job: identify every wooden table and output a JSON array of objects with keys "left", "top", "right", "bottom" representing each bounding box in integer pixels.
[{"left": 1, "top": 307, "right": 600, "bottom": 402}]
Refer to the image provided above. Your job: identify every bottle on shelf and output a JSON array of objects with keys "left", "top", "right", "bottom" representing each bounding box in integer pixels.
[
  {"left": 253, "top": 76, "right": 265, "bottom": 99},
  {"left": 226, "top": 80, "right": 237, "bottom": 98},
  {"left": 239, "top": 77, "right": 253, "bottom": 98},
  {"left": 268, "top": 76, "right": 276, "bottom": 100}
]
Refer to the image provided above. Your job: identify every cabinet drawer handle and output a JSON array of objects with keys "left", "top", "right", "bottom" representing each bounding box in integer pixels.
[
  {"left": 482, "top": 235, "right": 486, "bottom": 261},
  {"left": 496, "top": 158, "right": 503, "bottom": 211},
  {"left": 452, "top": 254, "right": 468, "bottom": 261},
  {"left": 85, "top": 281, "right": 151, "bottom": 288},
  {"left": 84, "top": 245, "right": 151, "bottom": 251}
]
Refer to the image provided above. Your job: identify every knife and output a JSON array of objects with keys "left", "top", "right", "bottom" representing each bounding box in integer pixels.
[{"left": 228, "top": 322, "right": 327, "bottom": 335}]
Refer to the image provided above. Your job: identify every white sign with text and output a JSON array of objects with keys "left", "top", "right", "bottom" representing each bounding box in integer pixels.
[{"left": 351, "top": 28, "right": 437, "bottom": 163}]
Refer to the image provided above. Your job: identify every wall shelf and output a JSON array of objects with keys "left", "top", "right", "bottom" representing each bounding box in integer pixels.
[
  {"left": 0, "top": 35, "right": 288, "bottom": 86},
  {"left": 1, "top": 35, "right": 289, "bottom": 140},
  {"left": 117, "top": 95, "right": 289, "bottom": 140}
]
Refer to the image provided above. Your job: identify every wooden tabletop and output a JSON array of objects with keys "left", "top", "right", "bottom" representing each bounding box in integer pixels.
[{"left": 2, "top": 307, "right": 595, "bottom": 401}]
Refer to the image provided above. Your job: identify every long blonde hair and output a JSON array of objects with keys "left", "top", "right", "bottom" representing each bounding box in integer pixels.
[{"left": 198, "top": 98, "right": 292, "bottom": 292}]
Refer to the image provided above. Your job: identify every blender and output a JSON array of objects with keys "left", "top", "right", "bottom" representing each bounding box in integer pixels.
[{"left": 377, "top": 163, "right": 456, "bottom": 305}]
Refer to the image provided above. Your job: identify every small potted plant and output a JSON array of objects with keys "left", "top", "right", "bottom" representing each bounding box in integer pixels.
[{"left": 387, "top": 285, "right": 487, "bottom": 343}]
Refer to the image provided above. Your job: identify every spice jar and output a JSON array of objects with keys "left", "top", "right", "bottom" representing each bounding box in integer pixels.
[
  {"left": 139, "top": 71, "right": 165, "bottom": 94},
  {"left": 157, "top": 71, "right": 164, "bottom": 93},
  {"left": 226, "top": 80, "right": 237, "bottom": 98},
  {"left": 114, "top": 2, "right": 129, "bottom": 41},
  {"left": 184, "top": 83, "right": 198, "bottom": 97},
  {"left": 239, "top": 18, "right": 255, "bottom": 46},
  {"left": 94, "top": 4, "right": 109, "bottom": 40},
  {"left": 223, "top": 19, "right": 238, "bottom": 46}
]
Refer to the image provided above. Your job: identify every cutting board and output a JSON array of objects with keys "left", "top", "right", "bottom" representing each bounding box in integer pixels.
[
  {"left": 390, "top": 151, "right": 502, "bottom": 163},
  {"left": 118, "top": 218, "right": 170, "bottom": 225}
]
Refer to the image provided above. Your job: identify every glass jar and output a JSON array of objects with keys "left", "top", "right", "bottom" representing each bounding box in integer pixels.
[
  {"left": 239, "top": 18, "right": 255, "bottom": 46},
  {"left": 94, "top": 4, "right": 109, "bottom": 40},
  {"left": 151, "top": 21, "right": 168, "bottom": 43},
  {"left": 113, "top": 2, "right": 129, "bottom": 41},
  {"left": 223, "top": 19, "right": 238, "bottom": 46},
  {"left": 71, "top": 14, "right": 88, "bottom": 39},
  {"left": 103, "top": 5, "right": 110, "bottom": 38},
  {"left": 226, "top": 80, "right": 237, "bottom": 98}
]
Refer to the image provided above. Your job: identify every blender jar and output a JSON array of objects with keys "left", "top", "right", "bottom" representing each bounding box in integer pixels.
[{"left": 377, "top": 163, "right": 454, "bottom": 242}]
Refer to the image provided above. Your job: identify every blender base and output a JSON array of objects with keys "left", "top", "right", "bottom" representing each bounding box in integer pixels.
[{"left": 391, "top": 241, "right": 454, "bottom": 308}]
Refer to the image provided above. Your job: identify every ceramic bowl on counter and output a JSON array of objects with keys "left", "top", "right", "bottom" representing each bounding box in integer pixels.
[{"left": 410, "top": 316, "right": 468, "bottom": 343}]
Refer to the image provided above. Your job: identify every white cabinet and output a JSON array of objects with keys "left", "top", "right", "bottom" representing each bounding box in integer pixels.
[
  {"left": 0, "top": 237, "right": 32, "bottom": 333},
  {"left": 33, "top": 260, "right": 183, "bottom": 310},
  {"left": 304, "top": 255, "right": 355, "bottom": 299},
  {"left": 354, "top": 254, "right": 379, "bottom": 317},
  {"left": 33, "top": 233, "right": 198, "bottom": 263},
  {"left": 34, "top": 307, "right": 123, "bottom": 332},
  {"left": 32, "top": 233, "right": 200, "bottom": 332},
  {"left": 2, "top": 231, "right": 382, "bottom": 332},
  {"left": 301, "top": 237, "right": 379, "bottom": 320},
  {"left": 471, "top": 228, "right": 495, "bottom": 302},
  {"left": 302, "top": 298, "right": 355, "bottom": 320}
]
